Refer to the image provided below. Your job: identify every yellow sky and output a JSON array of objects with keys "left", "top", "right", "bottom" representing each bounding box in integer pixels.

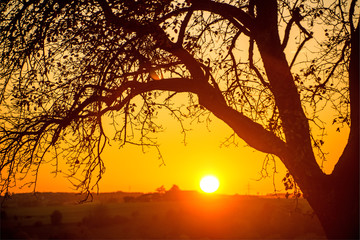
[
  {"left": 13, "top": 96, "right": 348, "bottom": 195},
  {"left": 7, "top": 3, "right": 352, "bottom": 195}
]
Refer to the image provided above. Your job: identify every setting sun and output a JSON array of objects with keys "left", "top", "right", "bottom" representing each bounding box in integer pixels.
[{"left": 200, "top": 175, "right": 220, "bottom": 193}]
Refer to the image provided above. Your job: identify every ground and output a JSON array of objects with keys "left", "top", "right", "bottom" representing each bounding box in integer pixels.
[{"left": 1, "top": 192, "right": 326, "bottom": 239}]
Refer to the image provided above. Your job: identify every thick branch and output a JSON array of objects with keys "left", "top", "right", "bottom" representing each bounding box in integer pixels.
[
  {"left": 197, "top": 84, "right": 287, "bottom": 156},
  {"left": 332, "top": 23, "right": 359, "bottom": 178},
  {"left": 281, "top": 16, "right": 296, "bottom": 50},
  {"left": 177, "top": 9, "right": 193, "bottom": 46},
  {"left": 191, "top": 0, "right": 254, "bottom": 35},
  {"left": 253, "top": 0, "right": 325, "bottom": 183},
  {"left": 128, "top": 78, "right": 288, "bottom": 157}
]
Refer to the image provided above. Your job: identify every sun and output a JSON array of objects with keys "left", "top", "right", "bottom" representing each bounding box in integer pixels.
[{"left": 200, "top": 175, "right": 220, "bottom": 193}]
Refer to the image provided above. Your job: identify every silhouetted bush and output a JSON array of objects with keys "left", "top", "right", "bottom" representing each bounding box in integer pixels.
[{"left": 50, "top": 210, "right": 63, "bottom": 225}]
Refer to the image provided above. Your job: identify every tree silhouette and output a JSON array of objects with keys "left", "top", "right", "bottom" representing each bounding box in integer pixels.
[
  {"left": 0, "top": 0, "right": 358, "bottom": 238},
  {"left": 156, "top": 185, "right": 166, "bottom": 194}
]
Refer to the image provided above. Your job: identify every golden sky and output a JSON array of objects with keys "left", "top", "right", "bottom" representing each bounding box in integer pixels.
[
  {"left": 7, "top": 1, "right": 352, "bottom": 195},
  {"left": 13, "top": 96, "right": 348, "bottom": 195}
]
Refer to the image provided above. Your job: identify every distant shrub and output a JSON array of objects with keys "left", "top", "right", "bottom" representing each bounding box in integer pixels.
[{"left": 50, "top": 210, "right": 63, "bottom": 225}]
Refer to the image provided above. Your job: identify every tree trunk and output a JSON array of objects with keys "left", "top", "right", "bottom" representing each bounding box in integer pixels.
[
  {"left": 317, "top": 166, "right": 358, "bottom": 239},
  {"left": 252, "top": 1, "right": 359, "bottom": 239},
  {"left": 305, "top": 145, "right": 359, "bottom": 239},
  {"left": 312, "top": 20, "right": 359, "bottom": 239}
]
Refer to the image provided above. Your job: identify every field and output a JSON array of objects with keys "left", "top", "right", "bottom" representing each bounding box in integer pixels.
[{"left": 1, "top": 192, "right": 326, "bottom": 239}]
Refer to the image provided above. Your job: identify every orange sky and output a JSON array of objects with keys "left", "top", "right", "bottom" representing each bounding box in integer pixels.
[
  {"left": 13, "top": 94, "right": 349, "bottom": 195},
  {"left": 5, "top": 0, "right": 354, "bottom": 196}
]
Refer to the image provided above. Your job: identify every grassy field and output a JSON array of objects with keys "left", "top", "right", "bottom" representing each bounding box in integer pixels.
[{"left": 1, "top": 193, "right": 326, "bottom": 239}]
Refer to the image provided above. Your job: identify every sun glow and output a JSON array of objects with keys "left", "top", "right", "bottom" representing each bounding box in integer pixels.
[{"left": 200, "top": 175, "right": 220, "bottom": 193}]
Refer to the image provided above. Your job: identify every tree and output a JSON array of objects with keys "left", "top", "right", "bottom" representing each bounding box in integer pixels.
[
  {"left": 165, "top": 184, "right": 182, "bottom": 201},
  {"left": 0, "top": 0, "right": 358, "bottom": 238},
  {"left": 156, "top": 185, "right": 166, "bottom": 194}
]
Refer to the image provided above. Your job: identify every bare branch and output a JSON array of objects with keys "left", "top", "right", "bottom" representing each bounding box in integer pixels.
[{"left": 177, "top": 9, "right": 194, "bottom": 46}]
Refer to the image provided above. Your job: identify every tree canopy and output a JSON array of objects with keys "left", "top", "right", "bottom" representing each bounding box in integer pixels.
[{"left": 1, "top": 0, "right": 359, "bottom": 238}]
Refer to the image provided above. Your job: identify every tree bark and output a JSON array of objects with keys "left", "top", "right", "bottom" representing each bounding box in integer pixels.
[
  {"left": 253, "top": 0, "right": 326, "bottom": 186},
  {"left": 252, "top": 1, "right": 359, "bottom": 239},
  {"left": 314, "top": 21, "right": 359, "bottom": 240},
  {"left": 309, "top": 20, "right": 359, "bottom": 240}
]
